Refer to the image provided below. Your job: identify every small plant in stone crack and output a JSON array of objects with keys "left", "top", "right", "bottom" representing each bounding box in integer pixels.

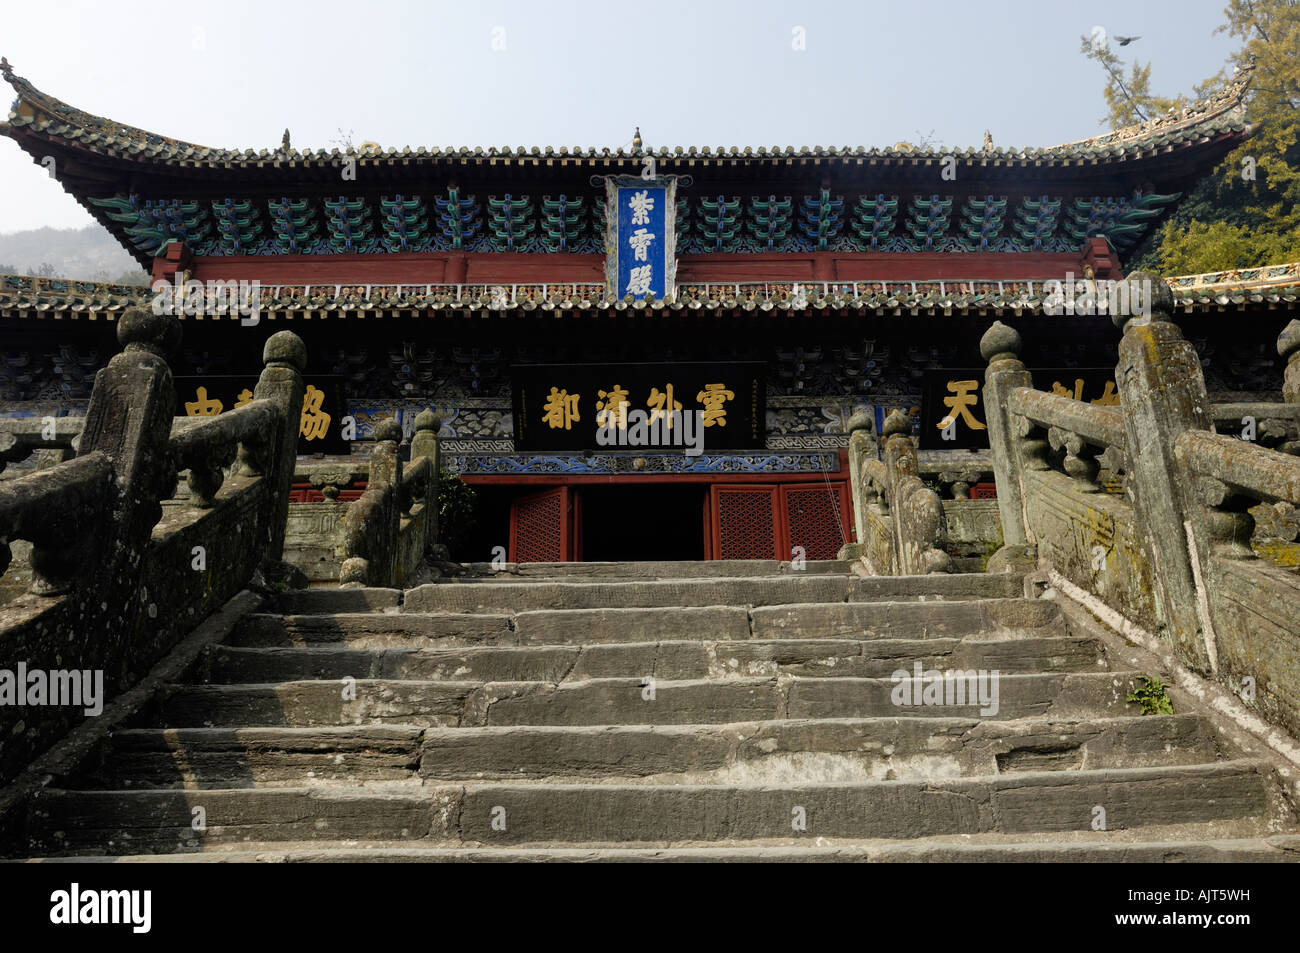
[{"left": 1127, "top": 675, "right": 1174, "bottom": 715}]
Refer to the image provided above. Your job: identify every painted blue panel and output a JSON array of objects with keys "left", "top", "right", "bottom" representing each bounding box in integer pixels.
[{"left": 615, "top": 186, "right": 667, "bottom": 300}]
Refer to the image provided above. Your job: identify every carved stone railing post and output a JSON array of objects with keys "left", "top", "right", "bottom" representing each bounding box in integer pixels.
[
  {"left": 843, "top": 409, "right": 877, "bottom": 559},
  {"left": 1279, "top": 320, "right": 1300, "bottom": 456},
  {"left": 409, "top": 409, "right": 441, "bottom": 554},
  {"left": 249, "top": 332, "right": 307, "bottom": 569},
  {"left": 75, "top": 308, "right": 181, "bottom": 603},
  {"left": 1282, "top": 319, "right": 1300, "bottom": 405},
  {"left": 1113, "top": 272, "right": 1218, "bottom": 672},
  {"left": 881, "top": 410, "right": 952, "bottom": 575},
  {"left": 340, "top": 418, "right": 402, "bottom": 586},
  {"left": 980, "top": 321, "right": 1036, "bottom": 571}
]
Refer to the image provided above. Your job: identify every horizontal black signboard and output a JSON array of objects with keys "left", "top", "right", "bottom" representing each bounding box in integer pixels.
[
  {"left": 919, "top": 368, "right": 1118, "bottom": 450},
  {"left": 512, "top": 362, "right": 766, "bottom": 453},
  {"left": 174, "top": 375, "right": 349, "bottom": 454}
]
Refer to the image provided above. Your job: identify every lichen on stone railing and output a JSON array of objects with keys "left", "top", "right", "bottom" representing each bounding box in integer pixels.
[
  {"left": 339, "top": 409, "right": 440, "bottom": 587},
  {"left": 0, "top": 451, "right": 112, "bottom": 594},
  {"left": 0, "top": 417, "right": 82, "bottom": 475},
  {"left": 169, "top": 400, "right": 280, "bottom": 507},
  {"left": 980, "top": 277, "right": 1300, "bottom": 739},
  {"left": 1007, "top": 388, "right": 1126, "bottom": 494},
  {"left": 843, "top": 407, "right": 951, "bottom": 575},
  {"left": 0, "top": 308, "right": 307, "bottom": 784},
  {"left": 1177, "top": 428, "right": 1300, "bottom": 560}
]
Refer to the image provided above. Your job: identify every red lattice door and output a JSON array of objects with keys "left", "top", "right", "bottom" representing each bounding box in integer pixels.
[
  {"left": 781, "top": 483, "right": 850, "bottom": 561},
  {"left": 710, "top": 485, "right": 782, "bottom": 560},
  {"left": 509, "top": 487, "right": 575, "bottom": 562}
]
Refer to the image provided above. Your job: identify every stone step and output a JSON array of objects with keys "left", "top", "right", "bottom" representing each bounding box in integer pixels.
[
  {"left": 201, "top": 633, "right": 1101, "bottom": 685},
  {"left": 85, "top": 715, "right": 1223, "bottom": 788},
  {"left": 229, "top": 598, "right": 1060, "bottom": 649},
  {"left": 272, "top": 572, "right": 1025, "bottom": 615},
  {"left": 24, "top": 760, "right": 1273, "bottom": 853},
  {"left": 29, "top": 836, "right": 1300, "bottom": 862},
  {"left": 459, "top": 560, "right": 855, "bottom": 579},
  {"left": 151, "top": 672, "right": 1150, "bottom": 728},
  {"left": 401, "top": 574, "right": 1026, "bottom": 613},
  {"left": 229, "top": 611, "right": 516, "bottom": 649}
]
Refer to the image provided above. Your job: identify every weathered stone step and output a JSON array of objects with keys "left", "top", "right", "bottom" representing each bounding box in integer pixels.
[
  {"left": 151, "top": 672, "right": 1150, "bottom": 728},
  {"left": 273, "top": 572, "right": 1025, "bottom": 615},
  {"left": 30, "top": 836, "right": 1300, "bottom": 862},
  {"left": 229, "top": 611, "right": 516, "bottom": 649},
  {"left": 401, "top": 574, "right": 1026, "bottom": 613},
  {"left": 85, "top": 715, "right": 1223, "bottom": 788},
  {"left": 25, "top": 787, "right": 440, "bottom": 854},
  {"left": 91, "top": 726, "right": 424, "bottom": 786},
  {"left": 24, "top": 760, "right": 1273, "bottom": 853},
  {"left": 460, "top": 560, "right": 855, "bottom": 579},
  {"left": 230, "top": 598, "right": 1059, "bottom": 649},
  {"left": 201, "top": 632, "right": 1100, "bottom": 686}
]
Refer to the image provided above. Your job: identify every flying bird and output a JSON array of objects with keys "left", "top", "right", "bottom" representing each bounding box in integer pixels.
[{"left": 1115, "top": 35, "right": 1140, "bottom": 46}]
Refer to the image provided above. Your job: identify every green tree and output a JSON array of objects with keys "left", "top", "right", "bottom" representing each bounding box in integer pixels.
[
  {"left": 1083, "top": 2, "right": 1300, "bottom": 273},
  {"left": 1079, "top": 32, "right": 1186, "bottom": 126}
]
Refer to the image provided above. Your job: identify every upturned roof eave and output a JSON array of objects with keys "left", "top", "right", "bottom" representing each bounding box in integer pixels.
[{"left": 0, "top": 57, "right": 1256, "bottom": 175}]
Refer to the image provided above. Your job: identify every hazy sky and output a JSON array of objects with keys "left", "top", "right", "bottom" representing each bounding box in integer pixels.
[{"left": 0, "top": 0, "right": 1237, "bottom": 234}]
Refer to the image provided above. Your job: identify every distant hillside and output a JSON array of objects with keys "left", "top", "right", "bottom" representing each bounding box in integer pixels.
[{"left": 0, "top": 225, "right": 148, "bottom": 283}]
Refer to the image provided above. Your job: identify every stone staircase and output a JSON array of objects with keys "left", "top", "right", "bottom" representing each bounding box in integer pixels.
[{"left": 16, "top": 561, "right": 1300, "bottom": 861}]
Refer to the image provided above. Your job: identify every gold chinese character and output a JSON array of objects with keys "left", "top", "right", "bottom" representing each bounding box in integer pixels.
[
  {"left": 696, "top": 383, "right": 735, "bottom": 427},
  {"left": 300, "top": 384, "right": 331, "bottom": 441},
  {"left": 648, "top": 384, "right": 682, "bottom": 429},
  {"left": 1090, "top": 380, "right": 1120, "bottom": 406},
  {"left": 542, "top": 387, "right": 581, "bottom": 430},
  {"left": 937, "top": 380, "right": 986, "bottom": 431},
  {"left": 234, "top": 388, "right": 254, "bottom": 408},
  {"left": 596, "top": 384, "right": 630, "bottom": 429},
  {"left": 1050, "top": 379, "right": 1086, "bottom": 401},
  {"left": 185, "top": 385, "right": 223, "bottom": 417}
]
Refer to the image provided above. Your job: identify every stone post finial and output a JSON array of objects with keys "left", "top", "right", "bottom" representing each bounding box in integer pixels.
[
  {"left": 979, "top": 320, "right": 1021, "bottom": 362},
  {"left": 846, "top": 409, "right": 874, "bottom": 435},
  {"left": 882, "top": 409, "right": 911, "bottom": 438},
  {"left": 374, "top": 417, "right": 402, "bottom": 444},
  {"left": 1112, "top": 271, "right": 1175, "bottom": 331},
  {"left": 414, "top": 408, "right": 441, "bottom": 433},
  {"left": 1278, "top": 319, "right": 1300, "bottom": 404},
  {"left": 262, "top": 329, "right": 307, "bottom": 371},
  {"left": 117, "top": 306, "right": 181, "bottom": 358}
]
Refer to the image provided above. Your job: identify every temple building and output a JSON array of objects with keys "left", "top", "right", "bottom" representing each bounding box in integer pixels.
[{"left": 1, "top": 58, "right": 1293, "bottom": 563}]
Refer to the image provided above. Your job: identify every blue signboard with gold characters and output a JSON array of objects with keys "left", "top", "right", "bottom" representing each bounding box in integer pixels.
[{"left": 604, "top": 175, "right": 678, "bottom": 301}]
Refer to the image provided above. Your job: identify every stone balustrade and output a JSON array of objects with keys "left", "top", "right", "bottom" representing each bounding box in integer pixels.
[
  {"left": 844, "top": 408, "right": 951, "bottom": 575},
  {"left": 0, "top": 308, "right": 306, "bottom": 784},
  {"left": 0, "top": 415, "right": 82, "bottom": 474},
  {"left": 982, "top": 277, "right": 1300, "bottom": 737},
  {"left": 338, "top": 410, "right": 441, "bottom": 587}
]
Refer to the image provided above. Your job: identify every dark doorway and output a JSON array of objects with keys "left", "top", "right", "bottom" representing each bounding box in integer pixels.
[{"left": 579, "top": 485, "right": 707, "bottom": 561}]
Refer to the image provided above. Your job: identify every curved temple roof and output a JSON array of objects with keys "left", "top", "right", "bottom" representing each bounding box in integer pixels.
[
  {"left": 0, "top": 58, "right": 1257, "bottom": 269},
  {"left": 1, "top": 56, "right": 1254, "bottom": 169}
]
